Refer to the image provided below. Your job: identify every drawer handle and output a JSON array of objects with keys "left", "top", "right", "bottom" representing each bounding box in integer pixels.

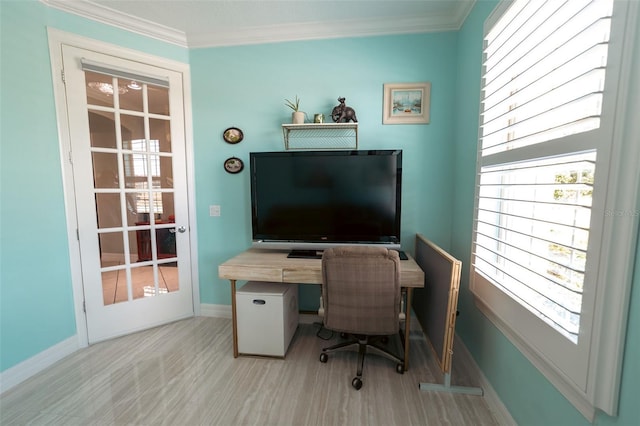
[{"left": 252, "top": 299, "right": 266, "bottom": 305}]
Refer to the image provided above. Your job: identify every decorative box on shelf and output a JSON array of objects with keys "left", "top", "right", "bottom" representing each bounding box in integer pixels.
[{"left": 282, "top": 122, "right": 358, "bottom": 150}]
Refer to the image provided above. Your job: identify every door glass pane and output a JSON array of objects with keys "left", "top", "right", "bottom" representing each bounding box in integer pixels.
[
  {"left": 123, "top": 152, "right": 160, "bottom": 182},
  {"left": 134, "top": 226, "right": 153, "bottom": 262},
  {"left": 159, "top": 156, "right": 174, "bottom": 188},
  {"left": 156, "top": 227, "right": 177, "bottom": 258},
  {"left": 88, "top": 111, "right": 117, "bottom": 149},
  {"left": 129, "top": 191, "right": 162, "bottom": 222},
  {"left": 132, "top": 265, "right": 157, "bottom": 300},
  {"left": 123, "top": 154, "right": 142, "bottom": 189},
  {"left": 119, "top": 79, "right": 143, "bottom": 112},
  {"left": 85, "top": 71, "right": 114, "bottom": 108},
  {"left": 93, "top": 152, "right": 119, "bottom": 189},
  {"left": 148, "top": 85, "right": 169, "bottom": 115},
  {"left": 128, "top": 230, "right": 139, "bottom": 262},
  {"left": 160, "top": 262, "right": 179, "bottom": 293},
  {"left": 152, "top": 190, "right": 165, "bottom": 218},
  {"left": 122, "top": 200, "right": 139, "bottom": 227},
  {"left": 102, "top": 267, "right": 126, "bottom": 305},
  {"left": 133, "top": 226, "right": 178, "bottom": 262},
  {"left": 96, "top": 193, "right": 122, "bottom": 228},
  {"left": 99, "top": 232, "right": 125, "bottom": 267},
  {"left": 159, "top": 192, "right": 175, "bottom": 222},
  {"left": 121, "top": 115, "right": 145, "bottom": 150},
  {"left": 129, "top": 263, "right": 180, "bottom": 300},
  {"left": 150, "top": 118, "right": 172, "bottom": 153}
]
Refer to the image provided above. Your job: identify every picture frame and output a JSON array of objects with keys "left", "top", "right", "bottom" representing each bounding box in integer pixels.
[
  {"left": 224, "top": 157, "right": 244, "bottom": 174},
  {"left": 382, "top": 82, "right": 431, "bottom": 124},
  {"left": 223, "top": 127, "right": 244, "bottom": 144}
]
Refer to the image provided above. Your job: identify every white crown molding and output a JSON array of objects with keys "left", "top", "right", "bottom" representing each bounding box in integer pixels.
[
  {"left": 451, "top": 0, "right": 476, "bottom": 29},
  {"left": 41, "top": 0, "right": 475, "bottom": 49},
  {"left": 188, "top": 15, "right": 462, "bottom": 49},
  {"left": 41, "top": 0, "right": 188, "bottom": 47}
]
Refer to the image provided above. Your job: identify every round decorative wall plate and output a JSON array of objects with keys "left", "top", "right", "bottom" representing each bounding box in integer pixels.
[
  {"left": 224, "top": 157, "right": 244, "bottom": 174},
  {"left": 223, "top": 127, "right": 244, "bottom": 144}
]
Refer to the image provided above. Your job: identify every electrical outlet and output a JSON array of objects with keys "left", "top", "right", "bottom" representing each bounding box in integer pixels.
[{"left": 210, "top": 205, "right": 221, "bottom": 217}]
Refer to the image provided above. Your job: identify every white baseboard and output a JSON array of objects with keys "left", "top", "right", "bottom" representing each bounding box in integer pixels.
[
  {"left": 453, "top": 334, "right": 517, "bottom": 426},
  {"left": 199, "top": 303, "right": 232, "bottom": 318},
  {"left": 0, "top": 336, "right": 78, "bottom": 395}
]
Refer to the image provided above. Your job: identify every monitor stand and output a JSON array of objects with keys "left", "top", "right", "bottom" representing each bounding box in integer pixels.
[{"left": 287, "top": 249, "right": 323, "bottom": 259}]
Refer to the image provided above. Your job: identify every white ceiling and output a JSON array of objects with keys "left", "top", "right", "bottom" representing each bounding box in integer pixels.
[{"left": 43, "top": 0, "right": 475, "bottom": 48}]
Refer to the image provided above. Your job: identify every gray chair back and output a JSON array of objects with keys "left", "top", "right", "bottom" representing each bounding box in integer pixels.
[{"left": 321, "top": 246, "right": 401, "bottom": 335}]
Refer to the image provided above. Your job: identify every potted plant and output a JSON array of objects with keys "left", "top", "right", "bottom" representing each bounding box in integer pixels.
[{"left": 285, "top": 95, "right": 305, "bottom": 124}]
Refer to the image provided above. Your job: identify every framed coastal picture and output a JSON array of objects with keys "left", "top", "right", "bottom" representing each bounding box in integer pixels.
[{"left": 382, "top": 82, "right": 431, "bottom": 124}]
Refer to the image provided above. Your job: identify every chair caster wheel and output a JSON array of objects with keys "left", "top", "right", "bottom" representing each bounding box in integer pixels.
[
  {"left": 319, "top": 353, "right": 328, "bottom": 363},
  {"left": 352, "top": 377, "right": 363, "bottom": 390},
  {"left": 396, "top": 363, "right": 405, "bottom": 374}
]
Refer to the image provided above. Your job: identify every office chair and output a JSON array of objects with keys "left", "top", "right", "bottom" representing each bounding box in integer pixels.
[{"left": 318, "top": 246, "right": 405, "bottom": 390}]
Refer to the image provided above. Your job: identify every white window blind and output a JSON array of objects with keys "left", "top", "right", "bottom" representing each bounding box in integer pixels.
[
  {"left": 481, "top": 0, "right": 612, "bottom": 156},
  {"left": 476, "top": 151, "right": 595, "bottom": 342},
  {"left": 475, "top": 0, "right": 612, "bottom": 343},
  {"left": 471, "top": 0, "right": 639, "bottom": 419}
]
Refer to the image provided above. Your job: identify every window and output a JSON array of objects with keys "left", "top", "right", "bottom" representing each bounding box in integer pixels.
[{"left": 471, "top": 0, "right": 639, "bottom": 419}]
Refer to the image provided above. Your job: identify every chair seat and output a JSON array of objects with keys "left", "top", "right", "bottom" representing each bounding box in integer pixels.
[{"left": 318, "top": 297, "right": 406, "bottom": 321}]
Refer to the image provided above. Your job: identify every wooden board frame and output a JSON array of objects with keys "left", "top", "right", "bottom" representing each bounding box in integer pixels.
[
  {"left": 413, "top": 234, "right": 482, "bottom": 395},
  {"left": 412, "top": 234, "right": 461, "bottom": 374}
]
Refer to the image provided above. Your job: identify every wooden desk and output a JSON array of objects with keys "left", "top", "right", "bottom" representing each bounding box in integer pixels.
[{"left": 218, "top": 248, "right": 425, "bottom": 369}]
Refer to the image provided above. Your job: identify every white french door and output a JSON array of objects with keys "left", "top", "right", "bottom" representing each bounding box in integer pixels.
[{"left": 61, "top": 45, "right": 194, "bottom": 343}]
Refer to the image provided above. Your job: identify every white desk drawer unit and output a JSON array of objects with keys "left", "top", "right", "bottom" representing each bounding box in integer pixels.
[{"left": 236, "top": 281, "right": 299, "bottom": 357}]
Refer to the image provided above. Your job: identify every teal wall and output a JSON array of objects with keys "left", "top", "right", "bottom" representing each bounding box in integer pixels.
[
  {"left": 190, "top": 34, "right": 458, "bottom": 309},
  {"left": 1, "top": 1, "right": 639, "bottom": 425},
  {"left": 1, "top": 1, "right": 75, "bottom": 372},
  {"left": 451, "top": 2, "right": 640, "bottom": 425}
]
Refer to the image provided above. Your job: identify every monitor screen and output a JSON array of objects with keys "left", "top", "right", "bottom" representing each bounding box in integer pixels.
[{"left": 250, "top": 150, "right": 402, "bottom": 251}]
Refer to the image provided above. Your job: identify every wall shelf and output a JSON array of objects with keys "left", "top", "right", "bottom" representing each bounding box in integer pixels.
[{"left": 282, "top": 123, "right": 358, "bottom": 150}]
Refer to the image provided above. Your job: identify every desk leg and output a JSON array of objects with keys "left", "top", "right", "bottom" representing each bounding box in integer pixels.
[
  {"left": 404, "top": 288, "right": 413, "bottom": 371},
  {"left": 230, "top": 279, "right": 238, "bottom": 358}
]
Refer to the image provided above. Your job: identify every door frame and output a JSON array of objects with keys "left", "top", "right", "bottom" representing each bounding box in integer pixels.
[{"left": 47, "top": 28, "right": 200, "bottom": 348}]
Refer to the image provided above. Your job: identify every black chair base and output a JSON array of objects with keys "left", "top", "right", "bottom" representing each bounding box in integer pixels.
[{"left": 319, "top": 334, "right": 404, "bottom": 390}]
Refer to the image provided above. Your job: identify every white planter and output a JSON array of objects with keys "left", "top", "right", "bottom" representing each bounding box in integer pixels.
[{"left": 292, "top": 111, "right": 305, "bottom": 124}]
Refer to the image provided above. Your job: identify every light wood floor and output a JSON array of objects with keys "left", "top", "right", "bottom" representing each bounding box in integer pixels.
[{"left": 1, "top": 317, "right": 501, "bottom": 425}]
